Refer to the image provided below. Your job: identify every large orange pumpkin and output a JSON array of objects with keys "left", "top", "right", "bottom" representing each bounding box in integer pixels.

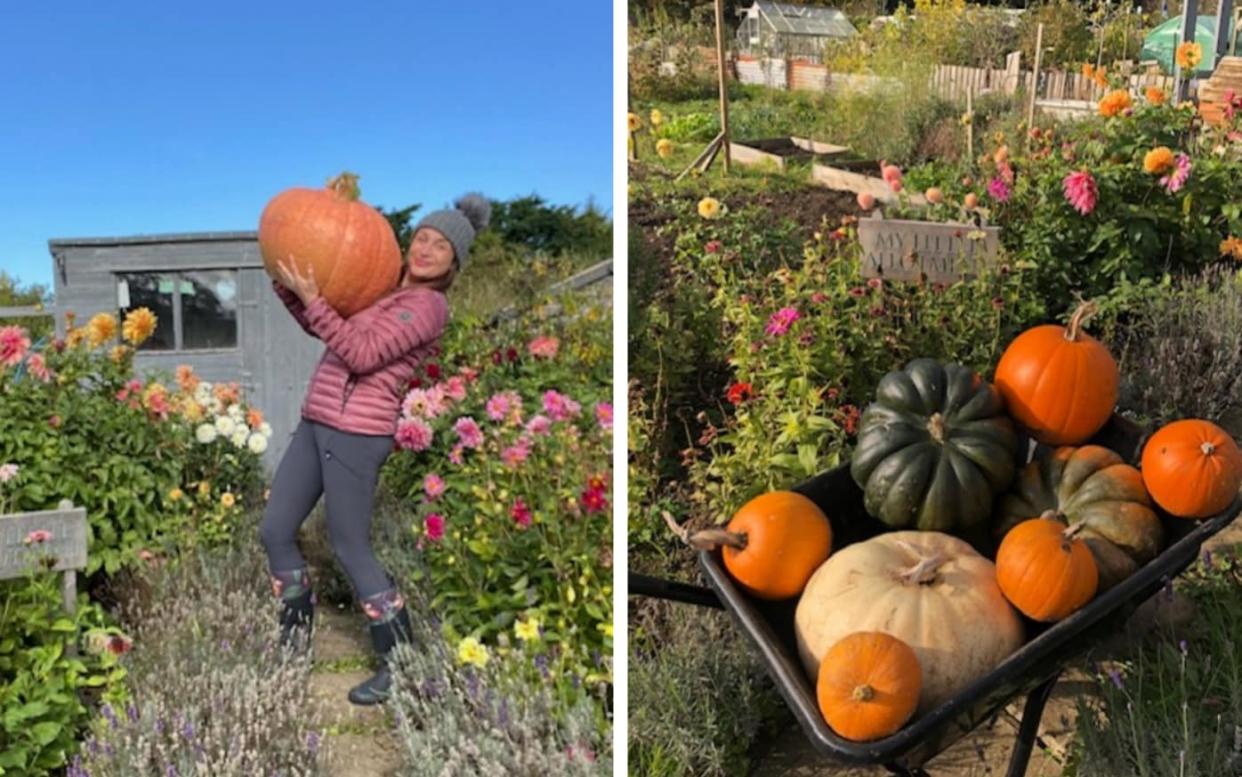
[
  {"left": 994, "top": 301, "right": 1118, "bottom": 446},
  {"left": 690, "top": 491, "right": 832, "bottom": 600},
  {"left": 996, "top": 514, "right": 1099, "bottom": 622},
  {"left": 1141, "top": 419, "right": 1242, "bottom": 519},
  {"left": 817, "top": 632, "right": 922, "bottom": 742},
  {"left": 258, "top": 172, "right": 402, "bottom": 318}
]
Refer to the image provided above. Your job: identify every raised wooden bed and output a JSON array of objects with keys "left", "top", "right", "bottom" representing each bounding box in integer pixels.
[
  {"left": 811, "top": 160, "right": 928, "bottom": 206},
  {"left": 729, "top": 136, "right": 849, "bottom": 171}
]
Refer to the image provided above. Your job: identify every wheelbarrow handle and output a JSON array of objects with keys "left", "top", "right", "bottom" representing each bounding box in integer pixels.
[{"left": 629, "top": 571, "right": 723, "bottom": 609}]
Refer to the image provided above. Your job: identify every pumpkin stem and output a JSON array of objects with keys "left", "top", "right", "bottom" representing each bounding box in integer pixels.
[
  {"left": 1064, "top": 301, "right": 1099, "bottom": 342},
  {"left": 1062, "top": 521, "right": 1088, "bottom": 541},
  {"left": 852, "top": 684, "right": 875, "bottom": 702},
  {"left": 687, "top": 528, "right": 749, "bottom": 551},
  {"left": 898, "top": 551, "right": 947, "bottom": 585},
  {"left": 1201, "top": 441, "right": 1217, "bottom": 456},
  {"left": 662, "top": 511, "right": 749, "bottom": 551},
  {"left": 927, "top": 413, "right": 947, "bottom": 443},
  {"left": 326, "top": 172, "right": 362, "bottom": 202}
]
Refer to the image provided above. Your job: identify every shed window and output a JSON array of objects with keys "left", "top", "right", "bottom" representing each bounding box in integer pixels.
[
  {"left": 181, "top": 270, "right": 238, "bottom": 350},
  {"left": 115, "top": 272, "right": 175, "bottom": 351},
  {"left": 116, "top": 269, "right": 238, "bottom": 352}
]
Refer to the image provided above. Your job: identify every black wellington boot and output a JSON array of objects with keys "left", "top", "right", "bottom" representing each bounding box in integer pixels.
[
  {"left": 348, "top": 606, "right": 414, "bottom": 706},
  {"left": 278, "top": 588, "right": 315, "bottom": 654}
]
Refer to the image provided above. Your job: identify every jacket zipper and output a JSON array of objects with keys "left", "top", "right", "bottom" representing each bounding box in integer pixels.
[{"left": 340, "top": 373, "right": 358, "bottom": 415}]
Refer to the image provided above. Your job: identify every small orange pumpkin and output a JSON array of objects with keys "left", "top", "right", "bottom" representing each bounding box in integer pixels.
[
  {"left": 996, "top": 513, "right": 1098, "bottom": 622},
  {"left": 994, "top": 301, "right": 1118, "bottom": 446},
  {"left": 690, "top": 491, "right": 832, "bottom": 600},
  {"left": 258, "top": 172, "right": 402, "bottom": 318},
  {"left": 1141, "top": 419, "right": 1242, "bottom": 519},
  {"left": 817, "top": 631, "right": 922, "bottom": 741}
]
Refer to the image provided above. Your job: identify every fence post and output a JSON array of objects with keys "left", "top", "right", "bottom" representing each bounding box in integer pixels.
[{"left": 1027, "top": 24, "right": 1045, "bottom": 130}]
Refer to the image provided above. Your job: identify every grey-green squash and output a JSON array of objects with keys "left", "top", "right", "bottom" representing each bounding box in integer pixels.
[{"left": 850, "top": 358, "right": 1018, "bottom": 531}]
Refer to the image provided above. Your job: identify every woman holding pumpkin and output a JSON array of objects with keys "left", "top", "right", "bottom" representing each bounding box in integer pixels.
[{"left": 259, "top": 193, "right": 490, "bottom": 705}]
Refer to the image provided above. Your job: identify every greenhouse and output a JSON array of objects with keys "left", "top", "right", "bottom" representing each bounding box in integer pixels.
[{"left": 736, "top": 1, "right": 856, "bottom": 60}]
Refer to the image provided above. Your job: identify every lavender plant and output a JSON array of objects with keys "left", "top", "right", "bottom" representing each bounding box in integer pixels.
[
  {"left": 1097, "top": 266, "right": 1242, "bottom": 430},
  {"left": 386, "top": 601, "right": 610, "bottom": 777},
  {"left": 72, "top": 540, "right": 327, "bottom": 777},
  {"left": 1071, "top": 547, "right": 1242, "bottom": 776}
]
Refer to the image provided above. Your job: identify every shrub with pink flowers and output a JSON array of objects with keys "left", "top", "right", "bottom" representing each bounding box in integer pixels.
[
  {"left": 898, "top": 96, "right": 1242, "bottom": 308},
  {"left": 683, "top": 223, "right": 1043, "bottom": 512},
  {"left": 380, "top": 294, "right": 613, "bottom": 688}
]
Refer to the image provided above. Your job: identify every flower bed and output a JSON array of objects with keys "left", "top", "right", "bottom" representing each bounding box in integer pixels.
[
  {"left": 382, "top": 292, "right": 614, "bottom": 693},
  {"left": 1, "top": 308, "right": 271, "bottom": 773}
]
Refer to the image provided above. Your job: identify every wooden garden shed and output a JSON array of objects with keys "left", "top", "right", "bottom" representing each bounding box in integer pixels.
[
  {"left": 736, "top": 1, "right": 857, "bottom": 60},
  {"left": 46, "top": 232, "right": 321, "bottom": 475}
]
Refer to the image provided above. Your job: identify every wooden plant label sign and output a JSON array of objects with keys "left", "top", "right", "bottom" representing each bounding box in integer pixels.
[
  {"left": 0, "top": 505, "right": 88, "bottom": 579},
  {"left": 857, "top": 217, "right": 1001, "bottom": 283}
]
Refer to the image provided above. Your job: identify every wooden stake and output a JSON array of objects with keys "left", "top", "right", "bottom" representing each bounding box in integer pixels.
[
  {"left": 677, "top": 132, "right": 724, "bottom": 181},
  {"left": 1027, "top": 23, "right": 1044, "bottom": 132},
  {"left": 965, "top": 88, "right": 974, "bottom": 163},
  {"left": 714, "top": 0, "right": 732, "bottom": 173}
]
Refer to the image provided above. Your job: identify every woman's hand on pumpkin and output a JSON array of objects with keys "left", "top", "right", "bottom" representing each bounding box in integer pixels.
[{"left": 279, "top": 255, "right": 320, "bottom": 305}]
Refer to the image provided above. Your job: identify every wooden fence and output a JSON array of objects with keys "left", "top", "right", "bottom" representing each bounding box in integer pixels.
[{"left": 718, "top": 52, "right": 1197, "bottom": 103}]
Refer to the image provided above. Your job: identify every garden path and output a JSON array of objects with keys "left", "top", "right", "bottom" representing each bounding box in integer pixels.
[{"left": 308, "top": 603, "right": 404, "bottom": 776}]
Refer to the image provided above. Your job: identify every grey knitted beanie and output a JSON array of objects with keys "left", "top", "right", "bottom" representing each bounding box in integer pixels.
[{"left": 414, "top": 193, "right": 491, "bottom": 270}]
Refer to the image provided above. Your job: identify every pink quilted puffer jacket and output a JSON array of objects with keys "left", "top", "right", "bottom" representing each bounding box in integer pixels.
[{"left": 272, "top": 280, "right": 448, "bottom": 436}]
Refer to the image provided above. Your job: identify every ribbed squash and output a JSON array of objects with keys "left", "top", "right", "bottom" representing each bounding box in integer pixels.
[
  {"left": 850, "top": 358, "right": 1018, "bottom": 531},
  {"left": 996, "top": 445, "right": 1162, "bottom": 591}
]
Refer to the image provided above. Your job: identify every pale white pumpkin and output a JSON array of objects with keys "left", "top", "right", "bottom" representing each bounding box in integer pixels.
[{"left": 795, "top": 531, "right": 1024, "bottom": 715}]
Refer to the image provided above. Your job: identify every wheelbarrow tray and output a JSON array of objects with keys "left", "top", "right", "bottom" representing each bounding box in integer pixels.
[{"left": 696, "top": 414, "right": 1241, "bottom": 770}]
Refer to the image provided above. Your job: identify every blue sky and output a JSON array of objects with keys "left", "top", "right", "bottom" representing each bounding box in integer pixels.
[{"left": 0, "top": 2, "right": 612, "bottom": 292}]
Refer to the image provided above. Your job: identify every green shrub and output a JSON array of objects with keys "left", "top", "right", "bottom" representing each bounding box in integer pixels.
[
  {"left": 388, "top": 603, "right": 610, "bottom": 776},
  {"left": 1095, "top": 266, "right": 1242, "bottom": 430},
  {"left": 898, "top": 100, "right": 1242, "bottom": 311},
  {"left": 0, "top": 318, "right": 268, "bottom": 574},
  {"left": 0, "top": 573, "right": 127, "bottom": 776},
  {"left": 74, "top": 535, "right": 326, "bottom": 777}
]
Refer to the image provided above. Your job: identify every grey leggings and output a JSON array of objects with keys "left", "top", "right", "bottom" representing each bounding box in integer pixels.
[{"left": 259, "top": 418, "right": 397, "bottom": 600}]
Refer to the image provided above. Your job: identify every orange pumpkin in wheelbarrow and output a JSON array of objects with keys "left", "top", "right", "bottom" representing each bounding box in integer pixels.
[{"left": 685, "top": 491, "right": 833, "bottom": 600}]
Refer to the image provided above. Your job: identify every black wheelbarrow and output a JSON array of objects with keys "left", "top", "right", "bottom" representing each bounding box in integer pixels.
[{"left": 630, "top": 414, "right": 1242, "bottom": 777}]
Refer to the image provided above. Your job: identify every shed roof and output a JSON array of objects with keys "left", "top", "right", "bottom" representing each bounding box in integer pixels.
[
  {"left": 48, "top": 231, "right": 257, "bottom": 248},
  {"left": 752, "top": 1, "right": 856, "bottom": 37}
]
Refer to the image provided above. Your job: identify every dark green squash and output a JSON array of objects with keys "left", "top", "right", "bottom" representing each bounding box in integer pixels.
[
  {"left": 850, "top": 358, "right": 1018, "bottom": 532},
  {"left": 996, "top": 445, "right": 1162, "bottom": 591}
]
